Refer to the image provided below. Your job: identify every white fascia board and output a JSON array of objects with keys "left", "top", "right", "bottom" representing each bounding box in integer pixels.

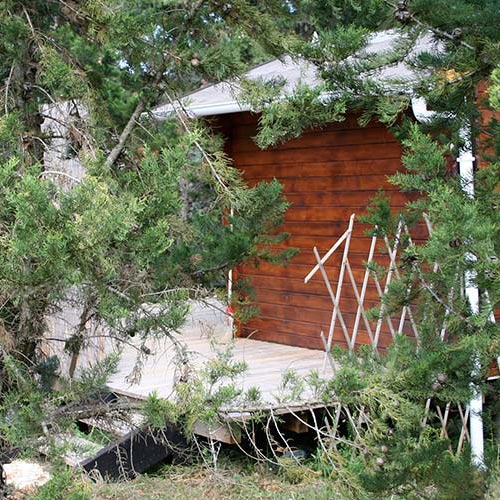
[{"left": 152, "top": 100, "right": 252, "bottom": 120}]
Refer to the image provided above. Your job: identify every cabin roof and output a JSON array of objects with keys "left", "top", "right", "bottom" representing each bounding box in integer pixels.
[{"left": 152, "top": 30, "right": 437, "bottom": 119}]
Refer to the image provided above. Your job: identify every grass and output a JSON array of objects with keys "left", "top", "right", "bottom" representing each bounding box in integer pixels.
[
  {"left": 92, "top": 457, "right": 337, "bottom": 500},
  {"left": 26, "top": 447, "right": 338, "bottom": 500},
  {"left": 28, "top": 444, "right": 500, "bottom": 500}
]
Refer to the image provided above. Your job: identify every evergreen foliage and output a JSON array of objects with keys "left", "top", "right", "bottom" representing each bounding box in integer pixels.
[
  {"left": 0, "top": 0, "right": 302, "bottom": 470},
  {"left": 0, "top": 1, "right": 299, "bottom": 377},
  {"left": 1, "top": 1, "right": 500, "bottom": 497}
]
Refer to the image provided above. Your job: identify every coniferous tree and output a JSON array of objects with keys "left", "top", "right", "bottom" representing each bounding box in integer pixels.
[{"left": 0, "top": 1, "right": 299, "bottom": 374}]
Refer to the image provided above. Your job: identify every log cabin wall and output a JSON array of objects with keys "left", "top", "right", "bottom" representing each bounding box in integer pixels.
[{"left": 216, "top": 111, "right": 419, "bottom": 351}]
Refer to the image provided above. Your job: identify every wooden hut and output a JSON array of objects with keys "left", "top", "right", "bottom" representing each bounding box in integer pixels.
[{"left": 152, "top": 32, "right": 435, "bottom": 353}]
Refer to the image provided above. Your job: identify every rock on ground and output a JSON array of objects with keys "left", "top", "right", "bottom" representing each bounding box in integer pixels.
[{"left": 3, "top": 460, "right": 51, "bottom": 492}]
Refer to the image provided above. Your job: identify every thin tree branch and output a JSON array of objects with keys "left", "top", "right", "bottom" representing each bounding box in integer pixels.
[
  {"left": 103, "top": 0, "right": 208, "bottom": 170},
  {"left": 39, "top": 171, "right": 82, "bottom": 184},
  {"left": 104, "top": 96, "right": 149, "bottom": 169},
  {"left": 384, "top": 0, "right": 476, "bottom": 51},
  {"left": 163, "top": 90, "right": 233, "bottom": 196},
  {"left": 4, "top": 64, "right": 14, "bottom": 115}
]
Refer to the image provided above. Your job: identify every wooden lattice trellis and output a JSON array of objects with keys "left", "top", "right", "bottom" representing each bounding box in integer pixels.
[
  {"left": 304, "top": 214, "right": 471, "bottom": 455},
  {"left": 304, "top": 213, "right": 422, "bottom": 359}
]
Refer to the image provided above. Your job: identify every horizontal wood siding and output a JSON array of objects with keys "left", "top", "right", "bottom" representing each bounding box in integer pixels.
[{"left": 222, "top": 112, "right": 416, "bottom": 351}]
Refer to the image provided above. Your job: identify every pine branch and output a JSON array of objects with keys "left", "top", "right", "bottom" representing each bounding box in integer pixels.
[
  {"left": 384, "top": 0, "right": 476, "bottom": 51},
  {"left": 47, "top": 399, "right": 143, "bottom": 423},
  {"left": 162, "top": 89, "right": 233, "bottom": 197},
  {"left": 104, "top": 94, "right": 149, "bottom": 169},
  {"left": 4, "top": 64, "right": 14, "bottom": 115}
]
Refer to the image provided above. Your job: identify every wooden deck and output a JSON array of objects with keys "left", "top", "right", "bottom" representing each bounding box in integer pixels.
[
  {"left": 107, "top": 301, "right": 332, "bottom": 406},
  {"left": 44, "top": 299, "right": 333, "bottom": 443}
]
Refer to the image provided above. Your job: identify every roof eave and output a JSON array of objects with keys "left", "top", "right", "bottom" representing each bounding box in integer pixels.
[{"left": 152, "top": 100, "right": 253, "bottom": 120}]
